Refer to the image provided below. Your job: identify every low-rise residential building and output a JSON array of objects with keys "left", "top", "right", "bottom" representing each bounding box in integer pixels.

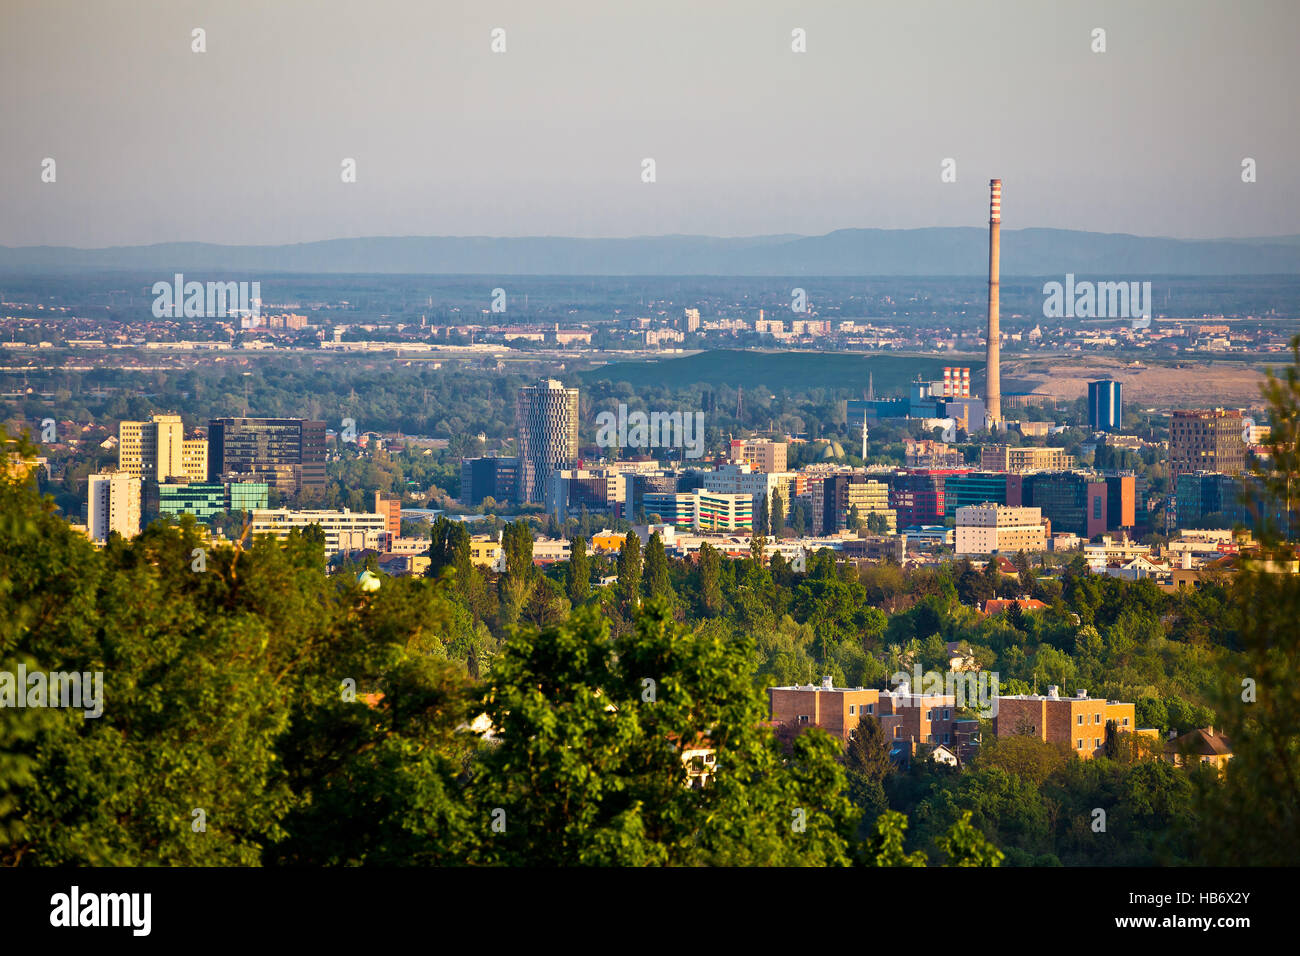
[
  {"left": 468, "top": 534, "right": 505, "bottom": 570},
  {"left": 981, "top": 597, "right": 1049, "bottom": 616},
  {"left": 993, "top": 686, "right": 1139, "bottom": 759},
  {"left": 1082, "top": 534, "right": 1152, "bottom": 571},
  {"left": 591, "top": 529, "right": 626, "bottom": 553},
  {"left": 1162, "top": 726, "right": 1233, "bottom": 773},
  {"left": 531, "top": 537, "right": 571, "bottom": 565},
  {"left": 768, "top": 677, "right": 959, "bottom": 750}
]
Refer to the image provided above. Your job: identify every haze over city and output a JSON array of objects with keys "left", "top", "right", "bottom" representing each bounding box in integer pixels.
[{"left": 2, "top": 0, "right": 1298, "bottom": 247}]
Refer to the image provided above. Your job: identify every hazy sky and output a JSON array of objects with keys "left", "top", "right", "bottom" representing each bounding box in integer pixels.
[{"left": 2, "top": 0, "right": 1296, "bottom": 247}]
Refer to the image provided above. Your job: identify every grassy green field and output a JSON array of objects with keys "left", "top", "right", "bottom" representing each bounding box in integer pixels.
[{"left": 579, "top": 349, "right": 985, "bottom": 397}]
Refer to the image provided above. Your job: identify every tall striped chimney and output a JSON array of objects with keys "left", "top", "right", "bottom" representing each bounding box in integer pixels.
[{"left": 986, "top": 178, "right": 1002, "bottom": 426}]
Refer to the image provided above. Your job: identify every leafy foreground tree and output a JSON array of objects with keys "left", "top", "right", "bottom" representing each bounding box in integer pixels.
[
  {"left": 2, "top": 431, "right": 481, "bottom": 865},
  {"left": 472, "top": 602, "right": 859, "bottom": 866},
  {"left": 844, "top": 715, "right": 893, "bottom": 819},
  {"left": 861, "top": 810, "right": 1001, "bottom": 868},
  {"left": 1198, "top": 334, "right": 1300, "bottom": 865}
]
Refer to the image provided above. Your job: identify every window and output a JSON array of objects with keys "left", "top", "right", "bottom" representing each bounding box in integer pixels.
[
  {"left": 944, "top": 733, "right": 951, "bottom": 743},
  {"left": 1077, "top": 739, "right": 1084, "bottom": 749},
  {"left": 866, "top": 704, "right": 874, "bottom": 714},
  {"left": 799, "top": 715, "right": 809, "bottom": 724},
  {"left": 926, "top": 734, "right": 934, "bottom": 744},
  {"left": 1094, "top": 714, "right": 1101, "bottom": 723},
  {"left": 927, "top": 709, "right": 934, "bottom": 720},
  {"left": 849, "top": 705, "right": 856, "bottom": 715},
  {"left": 1093, "top": 738, "right": 1100, "bottom": 748},
  {"left": 1077, "top": 715, "right": 1084, "bottom": 725},
  {"left": 943, "top": 709, "right": 951, "bottom": 720},
  {"left": 1123, "top": 717, "right": 1130, "bottom": 726}
]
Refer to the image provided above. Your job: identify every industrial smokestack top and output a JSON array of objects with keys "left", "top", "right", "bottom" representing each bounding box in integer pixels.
[{"left": 985, "top": 178, "right": 1002, "bottom": 426}]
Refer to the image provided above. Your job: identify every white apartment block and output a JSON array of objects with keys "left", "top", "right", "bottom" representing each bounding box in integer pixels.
[
  {"left": 88, "top": 471, "right": 142, "bottom": 543},
  {"left": 118, "top": 414, "right": 207, "bottom": 483},
  {"left": 532, "top": 537, "right": 572, "bottom": 564},
  {"left": 693, "top": 490, "right": 753, "bottom": 532},
  {"left": 251, "top": 509, "right": 386, "bottom": 559},
  {"left": 703, "top": 463, "right": 793, "bottom": 509},
  {"left": 955, "top": 503, "right": 1047, "bottom": 556}
]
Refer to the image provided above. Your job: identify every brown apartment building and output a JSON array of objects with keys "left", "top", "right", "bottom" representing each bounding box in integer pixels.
[
  {"left": 980, "top": 445, "right": 1075, "bottom": 473},
  {"left": 993, "top": 686, "right": 1137, "bottom": 758},
  {"left": 1168, "top": 408, "right": 1246, "bottom": 484},
  {"left": 769, "top": 678, "right": 960, "bottom": 749}
]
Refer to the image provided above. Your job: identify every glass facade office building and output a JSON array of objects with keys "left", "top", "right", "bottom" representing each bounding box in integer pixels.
[
  {"left": 1088, "top": 380, "right": 1123, "bottom": 432},
  {"left": 158, "top": 481, "right": 270, "bottom": 522},
  {"left": 207, "top": 418, "right": 326, "bottom": 496}
]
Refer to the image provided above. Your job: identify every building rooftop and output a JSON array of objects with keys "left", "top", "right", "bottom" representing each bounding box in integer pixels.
[
  {"left": 1166, "top": 727, "right": 1232, "bottom": 757},
  {"left": 997, "top": 686, "right": 1126, "bottom": 704}
]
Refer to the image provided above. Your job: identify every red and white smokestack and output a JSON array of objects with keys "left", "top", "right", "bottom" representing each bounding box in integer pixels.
[{"left": 986, "top": 179, "right": 1002, "bottom": 425}]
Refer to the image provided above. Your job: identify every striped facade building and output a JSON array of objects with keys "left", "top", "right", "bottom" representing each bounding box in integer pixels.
[{"left": 516, "top": 379, "right": 580, "bottom": 503}]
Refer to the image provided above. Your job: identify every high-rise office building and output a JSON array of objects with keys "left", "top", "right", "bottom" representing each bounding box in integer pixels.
[
  {"left": 119, "top": 414, "right": 201, "bottom": 483},
  {"left": 1088, "top": 380, "right": 1123, "bottom": 432},
  {"left": 157, "top": 481, "right": 269, "bottom": 522},
  {"left": 888, "top": 471, "right": 953, "bottom": 526},
  {"left": 815, "top": 475, "right": 896, "bottom": 534},
  {"left": 88, "top": 471, "right": 141, "bottom": 542},
  {"left": 1102, "top": 473, "right": 1142, "bottom": 534},
  {"left": 207, "top": 418, "right": 327, "bottom": 496},
  {"left": 623, "top": 470, "right": 707, "bottom": 521},
  {"left": 1175, "top": 472, "right": 1288, "bottom": 533},
  {"left": 460, "top": 456, "right": 521, "bottom": 506},
  {"left": 693, "top": 490, "right": 754, "bottom": 532},
  {"left": 943, "top": 472, "right": 1024, "bottom": 520},
  {"left": 516, "top": 380, "right": 580, "bottom": 503},
  {"left": 1168, "top": 409, "right": 1246, "bottom": 484},
  {"left": 1022, "top": 473, "right": 1108, "bottom": 539}
]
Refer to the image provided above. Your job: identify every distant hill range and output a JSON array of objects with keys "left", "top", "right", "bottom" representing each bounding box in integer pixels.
[{"left": 4, "top": 228, "right": 1300, "bottom": 276}]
